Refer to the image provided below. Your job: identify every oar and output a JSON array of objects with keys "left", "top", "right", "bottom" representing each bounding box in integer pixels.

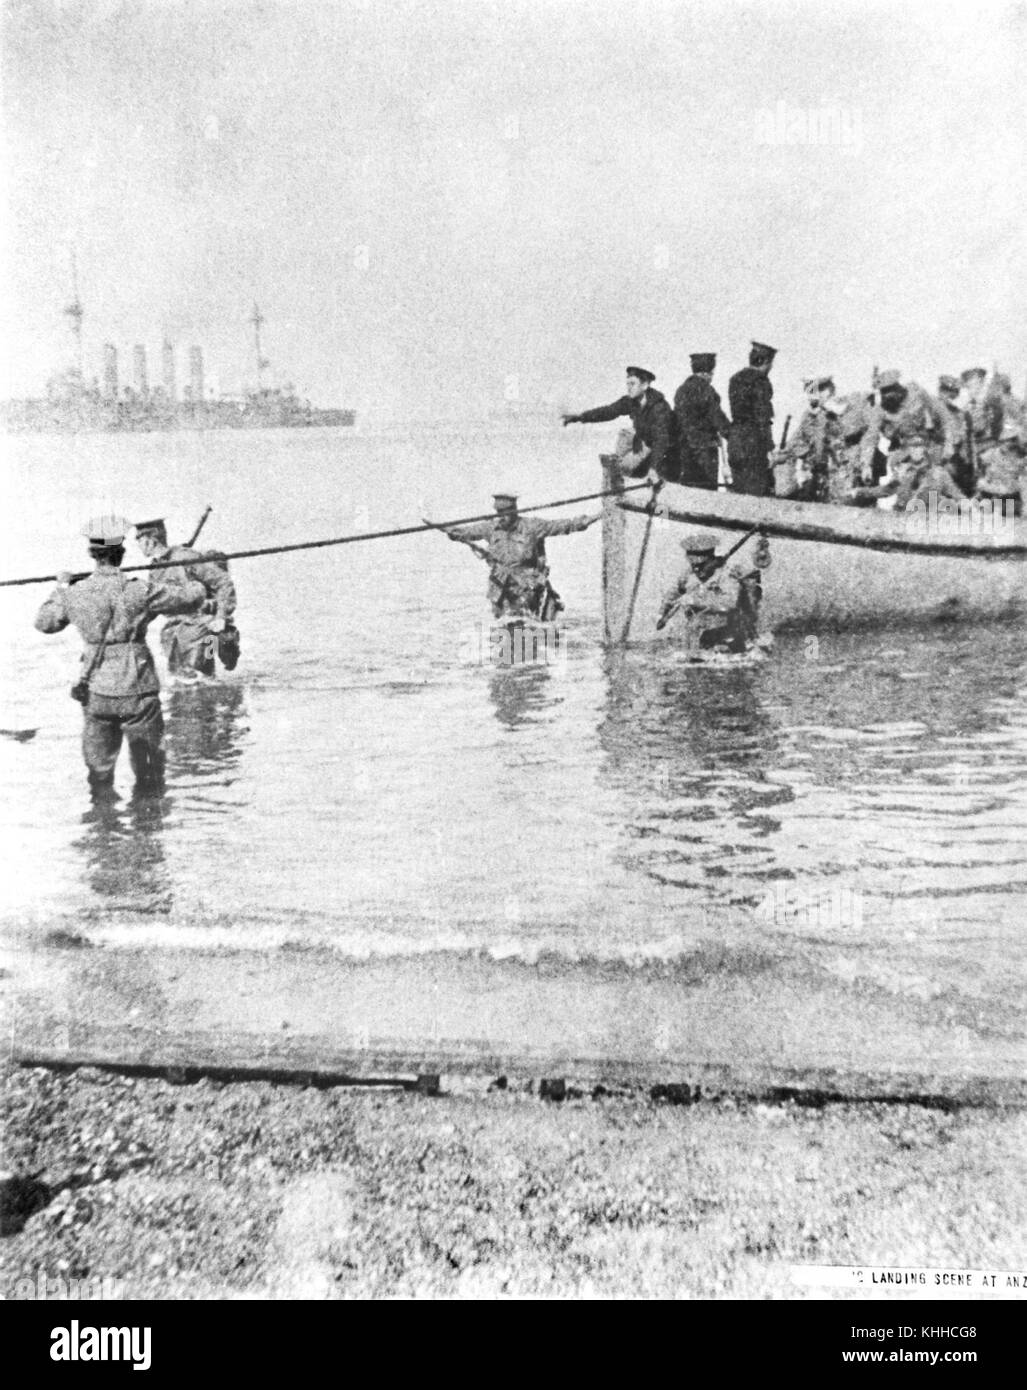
[{"left": 656, "top": 524, "right": 764, "bottom": 631}]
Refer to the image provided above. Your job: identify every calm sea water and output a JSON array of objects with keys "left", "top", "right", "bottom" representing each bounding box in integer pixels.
[{"left": 1, "top": 424, "right": 1025, "bottom": 1020}]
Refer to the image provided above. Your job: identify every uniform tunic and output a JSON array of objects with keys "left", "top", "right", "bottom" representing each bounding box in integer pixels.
[
  {"left": 893, "top": 459, "right": 967, "bottom": 512},
  {"left": 574, "top": 389, "right": 676, "bottom": 480},
  {"left": 35, "top": 567, "right": 205, "bottom": 785},
  {"left": 152, "top": 544, "right": 237, "bottom": 677},
  {"left": 448, "top": 514, "right": 593, "bottom": 618},
  {"left": 673, "top": 375, "right": 731, "bottom": 489},
  {"left": 780, "top": 405, "right": 844, "bottom": 502},
  {"left": 859, "top": 383, "right": 955, "bottom": 477},
  {"left": 659, "top": 563, "right": 760, "bottom": 654},
  {"left": 727, "top": 368, "right": 774, "bottom": 496}
]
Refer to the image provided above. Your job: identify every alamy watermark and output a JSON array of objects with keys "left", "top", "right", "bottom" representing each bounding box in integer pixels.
[
  {"left": 3, "top": 1269, "right": 124, "bottom": 1301},
  {"left": 754, "top": 100, "right": 864, "bottom": 150},
  {"left": 904, "top": 492, "right": 1017, "bottom": 538},
  {"left": 459, "top": 621, "right": 569, "bottom": 667},
  {"left": 755, "top": 882, "right": 864, "bottom": 930}
]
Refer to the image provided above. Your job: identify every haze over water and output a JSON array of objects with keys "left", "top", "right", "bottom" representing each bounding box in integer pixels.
[{"left": 1, "top": 424, "right": 1025, "bottom": 1036}]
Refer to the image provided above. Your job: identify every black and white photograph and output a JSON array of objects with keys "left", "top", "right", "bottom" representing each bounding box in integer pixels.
[{"left": 1, "top": 0, "right": 1024, "bottom": 1320}]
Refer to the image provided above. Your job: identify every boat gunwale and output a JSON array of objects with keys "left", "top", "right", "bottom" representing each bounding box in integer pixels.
[{"left": 618, "top": 495, "right": 1027, "bottom": 561}]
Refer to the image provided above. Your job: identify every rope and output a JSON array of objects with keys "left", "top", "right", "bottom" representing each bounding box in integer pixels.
[
  {"left": 619, "top": 480, "right": 663, "bottom": 644},
  {"left": 0, "top": 482, "right": 652, "bottom": 589}
]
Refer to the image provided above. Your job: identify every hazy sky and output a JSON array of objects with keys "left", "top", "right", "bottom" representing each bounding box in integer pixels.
[{"left": 2, "top": 0, "right": 1025, "bottom": 422}]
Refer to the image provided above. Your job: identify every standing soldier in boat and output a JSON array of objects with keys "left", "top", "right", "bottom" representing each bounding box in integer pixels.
[
  {"left": 937, "top": 375, "right": 975, "bottom": 494},
  {"left": 858, "top": 370, "right": 955, "bottom": 483},
  {"left": 440, "top": 491, "right": 599, "bottom": 620},
  {"left": 656, "top": 531, "right": 768, "bottom": 654},
  {"left": 672, "top": 353, "right": 731, "bottom": 490},
  {"left": 961, "top": 367, "right": 1003, "bottom": 467},
  {"left": 133, "top": 517, "right": 239, "bottom": 679},
  {"left": 976, "top": 415, "right": 1026, "bottom": 517},
  {"left": 772, "top": 376, "right": 845, "bottom": 502},
  {"left": 33, "top": 517, "right": 207, "bottom": 798},
  {"left": 727, "top": 341, "right": 777, "bottom": 496},
  {"left": 562, "top": 366, "right": 677, "bottom": 480}
]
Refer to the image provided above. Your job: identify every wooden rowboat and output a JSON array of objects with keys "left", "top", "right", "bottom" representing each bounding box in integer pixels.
[{"left": 600, "top": 461, "right": 1027, "bottom": 642}]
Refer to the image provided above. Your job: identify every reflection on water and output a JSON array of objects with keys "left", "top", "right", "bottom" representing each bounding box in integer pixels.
[
  {"left": 1, "top": 429, "right": 1025, "bottom": 1025},
  {"left": 599, "top": 652, "right": 791, "bottom": 897},
  {"left": 488, "top": 662, "right": 555, "bottom": 730},
  {"left": 73, "top": 791, "right": 172, "bottom": 916},
  {"left": 164, "top": 682, "right": 247, "bottom": 782}
]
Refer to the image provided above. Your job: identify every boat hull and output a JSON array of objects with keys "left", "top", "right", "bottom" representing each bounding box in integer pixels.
[{"left": 600, "top": 463, "right": 1027, "bottom": 641}]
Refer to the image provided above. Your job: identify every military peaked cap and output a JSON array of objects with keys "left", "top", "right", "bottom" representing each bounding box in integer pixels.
[
  {"left": 751, "top": 341, "right": 777, "bottom": 356},
  {"left": 134, "top": 517, "right": 167, "bottom": 534},
  {"left": 938, "top": 375, "right": 960, "bottom": 394},
  {"left": 877, "top": 369, "right": 903, "bottom": 390},
  {"left": 681, "top": 530, "right": 718, "bottom": 554},
  {"left": 960, "top": 367, "right": 987, "bottom": 382},
  {"left": 690, "top": 353, "right": 716, "bottom": 372},
  {"left": 626, "top": 366, "right": 656, "bottom": 383}
]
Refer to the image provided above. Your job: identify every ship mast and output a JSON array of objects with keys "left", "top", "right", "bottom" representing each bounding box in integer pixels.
[
  {"left": 64, "top": 250, "right": 84, "bottom": 381},
  {"left": 250, "top": 302, "right": 269, "bottom": 391}
]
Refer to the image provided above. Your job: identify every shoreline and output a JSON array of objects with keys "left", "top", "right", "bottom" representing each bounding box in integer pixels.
[{"left": 3, "top": 1062, "right": 1024, "bottom": 1300}]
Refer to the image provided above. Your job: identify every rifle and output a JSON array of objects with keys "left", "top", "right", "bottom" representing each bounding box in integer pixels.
[
  {"left": 422, "top": 516, "right": 517, "bottom": 613},
  {"left": 186, "top": 506, "right": 212, "bottom": 548},
  {"left": 656, "top": 525, "right": 764, "bottom": 630},
  {"left": 779, "top": 415, "right": 792, "bottom": 450}
]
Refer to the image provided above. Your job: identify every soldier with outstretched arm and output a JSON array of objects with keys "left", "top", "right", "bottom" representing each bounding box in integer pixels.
[
  {"left": 440, "top": 491, "right": 599, "bottom": 620},
  {"left": 563, "top": 366, "right": 677, "bottom": 481},
  {"left": 34, "top": 516, "right": 207, "bottom": 797}
]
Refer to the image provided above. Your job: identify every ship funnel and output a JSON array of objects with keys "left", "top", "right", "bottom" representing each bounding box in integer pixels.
[
  {"left": 162, "top": 340, "right": 176, "bottom": 402},
  {"left": 102, "top": 344, "right": 118, "bottom": 401},
  {"left": 133, "top": 344, "right": 149, "bottom": 398},
  {"left": 189, "top": 346, "right": 204, "bottom": 402}
]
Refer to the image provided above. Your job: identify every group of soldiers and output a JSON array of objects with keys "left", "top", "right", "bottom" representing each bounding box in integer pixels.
[
  {"left": 36, "top": 351, "right": 1025, "bottom": 796},
  {"left": 34, "top": 517, "right": 238, "bottom": 798},
  {"left": 561, "top": 353, "right": 1027, "bottom": 514}
]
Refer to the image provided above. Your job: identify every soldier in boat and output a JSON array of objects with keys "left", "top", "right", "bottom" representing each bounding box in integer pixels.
[
  {"left": 442, "top": 491, "right": 599, "bottom": 621},
  {"left": 656, "top": 531, "right": 768, "bottom": 655},
  {"left": 562, "top": 367, "right": 677, "bottom": 481},
  {"left": 858, "top": 370, "right": 956, "bottom": 484},
  {"left": 889, "top": 432, "right": 968, "bottom": 511},
  {"left": 976, "top": 416, "right": 1026, "bottom": 517},
  {"left": 672, "top": 353, "right": 731, "bottom": 490},
  {"left": 772, "top": 376, "right": 845, "bottom": 503},
  {"left": 133, "top": 517, "right": 238, "bottom": 679},
  {"left": 33, "top": 517, "right": 207, "bottom": 798},
  {"left": 727, "top": 341, "right": 777, "bottom": 496},
  {"left": 961, "top": 367, "right": 1003, "bottom": 463},
  {"left": 937, "top": 375, "right": 976, "bottom": 494}
]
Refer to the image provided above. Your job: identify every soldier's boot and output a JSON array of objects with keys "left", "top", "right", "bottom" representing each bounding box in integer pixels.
[
  {"left": 87, "top": 770, "right": 118, "bottom": 802},
  {"left": 129, "top": 740, "right": 166, "bottom": 795}
]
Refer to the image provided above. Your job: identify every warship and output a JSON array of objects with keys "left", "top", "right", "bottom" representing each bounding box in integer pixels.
[{"left": 2, "top": 281, "right": 355, "bottom": 434}]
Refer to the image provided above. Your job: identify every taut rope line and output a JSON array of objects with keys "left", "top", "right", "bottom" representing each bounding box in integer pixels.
[{"left": 0, "top": 482, "right": 654, "bottom": 589}]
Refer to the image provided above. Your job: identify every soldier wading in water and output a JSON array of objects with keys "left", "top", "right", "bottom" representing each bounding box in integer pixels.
[
  {"left": 34, "top": 517, "right": 207, "bottom": 797},
  {"left": 442, "top": 491, "right": 599, "bottom": 620},
  {"left": 134, "top": 517, "right": 238, "bottom": 678},
  {"left": 657, "top": 530, "right": 770, "bottom": 655}
]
